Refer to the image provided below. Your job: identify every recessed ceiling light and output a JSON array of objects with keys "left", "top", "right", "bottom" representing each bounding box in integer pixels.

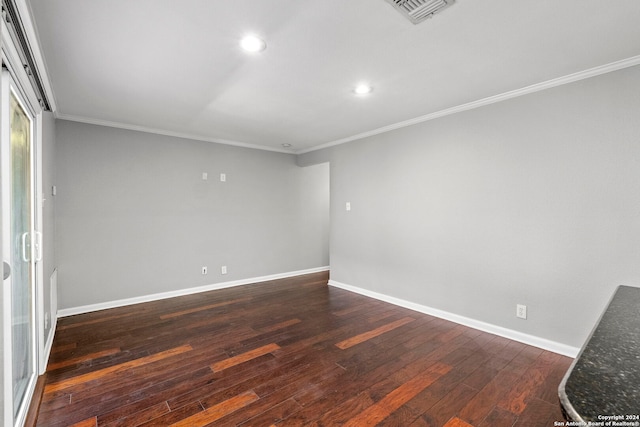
[
  {"left": 354, "top": 83, "right": 373, "bottom": 95},
  {"left": 282, "top": 143, "right": 292, "bottom": 148},
  {"left": 240, "top": 35, "right": 266, "bottom": 53}
]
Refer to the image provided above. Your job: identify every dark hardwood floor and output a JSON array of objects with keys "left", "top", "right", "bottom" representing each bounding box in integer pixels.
[{"left": 36, "top": 271, "right": 572, "bottom": 426}]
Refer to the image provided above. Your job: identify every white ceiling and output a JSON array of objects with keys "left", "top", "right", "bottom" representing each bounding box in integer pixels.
[{"left": 27, "top": 0, "right": 640, "bottom": 153}]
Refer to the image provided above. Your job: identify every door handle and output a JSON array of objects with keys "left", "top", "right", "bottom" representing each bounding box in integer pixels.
[
  {"left": 2, "top": 261, "right": 9, "bottom": 280},
  {"left": 21, "top": 231, "right": 30, "bottom": 262}
]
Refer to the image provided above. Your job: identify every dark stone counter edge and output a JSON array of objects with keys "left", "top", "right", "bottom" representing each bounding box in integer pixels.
[
  {"left": 558, "top": 355, "right": 585, "bottom": 423},
  {"left": 557, "top": 285, "right": 627, "bottom": 423}
]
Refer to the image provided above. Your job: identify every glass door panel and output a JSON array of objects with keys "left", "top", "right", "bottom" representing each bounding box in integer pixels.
[
  {"left": 9, "top": 90, "right": 33, "bottom": 421},
  {"left": 2, "top": 69, "right": 37, "bottom": 425}
]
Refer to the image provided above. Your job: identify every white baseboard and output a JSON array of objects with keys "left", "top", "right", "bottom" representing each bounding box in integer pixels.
[
  {"left": 328, "top": 279, "right": 579, "bottom": 358},
  {"left": 57, "top": 266, "right": 330, "bottom": 318}
]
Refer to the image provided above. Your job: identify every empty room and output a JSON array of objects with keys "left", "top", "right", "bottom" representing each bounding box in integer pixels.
[{"left": 1, "top": 0, "right": 639, "bottom": 426}]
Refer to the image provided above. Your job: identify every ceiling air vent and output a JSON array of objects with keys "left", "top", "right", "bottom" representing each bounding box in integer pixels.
[{"left": 385, "top": 0, "right": 455, "bottom": 24}]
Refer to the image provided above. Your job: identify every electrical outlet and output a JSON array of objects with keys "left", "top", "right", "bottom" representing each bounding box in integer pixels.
[
  {"left": 516, "top": 304, "right": 527, "bottom": 319},
  {"left": 346, "top": 202, "right": 351, "bottom": 211},
  {"left": 201, "top": 266, "right": 208, "bottom": 275},
  {"left": 44, "top": 312, "right": 50, "bottom": 329},
  {"left": 221, "top": 265, "right": 227, "bottom": 275},
  {"left": 220, "top": 173, "right": 226, "bottom": 182}
]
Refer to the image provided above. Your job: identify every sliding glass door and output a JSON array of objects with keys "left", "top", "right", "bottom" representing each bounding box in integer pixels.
[{"left": 2, "top": 69, "right": 37, "bottom": 426}]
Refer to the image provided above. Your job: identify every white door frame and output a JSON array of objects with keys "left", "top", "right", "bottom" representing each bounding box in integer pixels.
[{"left": 1, "top": 15, "right": 44, "bottom": 427}]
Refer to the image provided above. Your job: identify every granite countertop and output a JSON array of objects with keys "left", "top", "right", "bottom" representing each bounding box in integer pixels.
[{"left": 559, "top": 285, "right": 640, "bottom": 423}]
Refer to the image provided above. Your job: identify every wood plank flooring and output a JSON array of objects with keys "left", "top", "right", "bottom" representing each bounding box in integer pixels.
[{"left": 36, "top": 272, "right": 572, "bottom": 426}]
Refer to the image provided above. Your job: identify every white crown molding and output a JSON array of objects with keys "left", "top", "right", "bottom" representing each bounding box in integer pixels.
[
  {"left": 55, "top": 112, "right": 295, "bottom": 155},
  {"left": 328, "top": 279, "right": 580, "bottom": 358},
  {"left": 297, "top": 55, "right": 640, "bottom": 155},
  {"left": 43, "top": 50, "right": 640, "bottom": 157},
  {"left": 57, "top": 266, "right": 329, "bottom": 318}
]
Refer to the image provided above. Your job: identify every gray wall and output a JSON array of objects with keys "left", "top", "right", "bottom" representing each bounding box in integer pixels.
[
  {"left": 55, "top": 121, "right": 329, "bottom": 310},
  {"left": 41, "top": 111, "right": 56, "bottom": 343},
  {"left": 299, "top": 65, "right": 640, "bottom": 349}
]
